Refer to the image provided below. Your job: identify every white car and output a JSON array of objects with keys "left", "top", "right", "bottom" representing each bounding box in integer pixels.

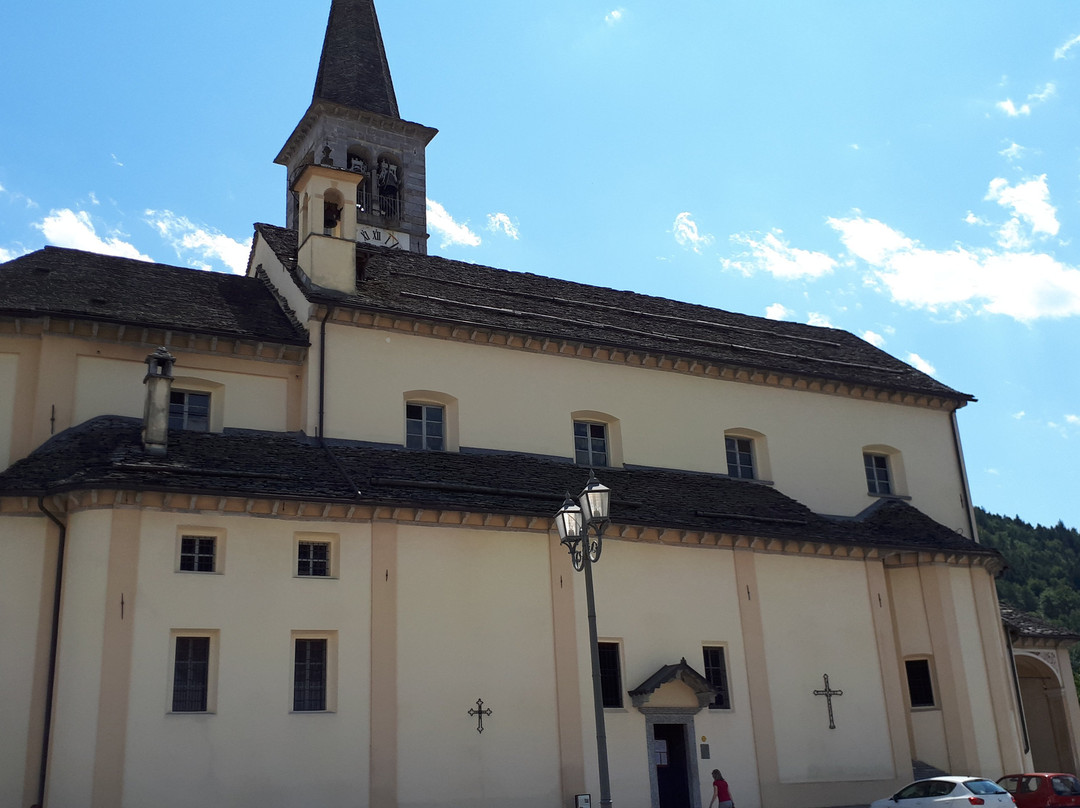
[{"left": 870, "top": 776, "right": 1016, "bottom": 808}]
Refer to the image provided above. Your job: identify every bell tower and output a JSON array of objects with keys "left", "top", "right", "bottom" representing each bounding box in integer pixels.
[{"left": 275, "top": 0, "right": 437, "bottom": 292}]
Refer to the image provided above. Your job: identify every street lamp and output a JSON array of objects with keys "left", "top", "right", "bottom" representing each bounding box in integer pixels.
[{"left": 555, "top": 471, "right": 613, "bottom": 808}]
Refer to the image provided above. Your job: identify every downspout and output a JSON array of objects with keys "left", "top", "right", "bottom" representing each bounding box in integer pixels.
[
  {"left": 950, "top": 409, "right": 979, "bottom": 541},
  {"left": 36, "top": 496, "right": 67, "bottom": 808}
]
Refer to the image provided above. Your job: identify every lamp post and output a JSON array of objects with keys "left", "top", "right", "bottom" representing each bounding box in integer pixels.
[{"left": 555, "top": 472, "right": 613, "bottom": 808}]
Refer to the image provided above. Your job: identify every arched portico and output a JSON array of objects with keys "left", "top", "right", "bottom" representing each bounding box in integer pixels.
[{"left": 1016, "top": 652, "right": 1078, "bottom": 773}]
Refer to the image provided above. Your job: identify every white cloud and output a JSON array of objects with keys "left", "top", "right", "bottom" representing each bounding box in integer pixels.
[
  {"left": 673, "top": 212, "right": 714, "bottom": 253},
  {"left": 486, "top": 212, "right": 519, "bottom": 239},
  {"left": 986, "top": 468, "right": 1000, "bottom": 476},
  {"left": 605, "top": 8, "right": 625, "bottom": 25},
  {"left": 88, "top": 191, "right": 99, "bottom": 205},
  {"left": 723, "top": 229, "right": 836, "bottom": 279},
  {"left": 145, "top": 210, "right": 251, "bottom": 274},
  {"left": 999, "top": 142, "right": 1025, "bottom": 161},
  {"left": 765, "top": 303, "right": 794, "bottom": 321},
  {"left": 33, "top": 209, "right": 152, "bottom": 261},
  {"left": 807, "top": 312, "right": 833, "bottom": 327},
  {"left": 1012, "top": 410, "right": 1026, "bottom": 420},
  {"left": 1056, "top": 33, "right": 1080, "bottom": 59},
  {"left": 1029, "top": 83, "right": 1056, "bottom": 103},
  {"left": 906, "top": 352, "right": 936, "bottom": 375},
  {"left": 997, "top": 99, "right": 1030, "bottom": 117},
  {"left": 1067, "top": 414, "right": 1080, "bottom": 425},
  {"left": 861, "top": 330, "right": 886, "bottom": 348},
  {"left": 985, "top": 175, "right": 1059, "bottom": 238},
  {"left": 964, "top": 211, "right": 989, "bottom": 226},
  {"left": 828, "top": 214, "right": 1080, "bottom": 321},
  {"left": 0, "top": 247, "right": 15, "bottom": 263},
  {"left": 111, "top": 154, "right": 124, "bottom": 167},
  {"left": 427, "top": 199, "right": 481, "bottom": 248}
]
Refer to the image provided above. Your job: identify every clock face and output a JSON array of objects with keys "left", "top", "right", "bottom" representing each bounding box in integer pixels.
[{"left": 357, "top": 227, "right": 405, "bottom": 250}]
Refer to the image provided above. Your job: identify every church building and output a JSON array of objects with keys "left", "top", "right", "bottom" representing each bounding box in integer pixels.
[{"left": 2, "top": 2, "right": 1077, "bottom": 807}]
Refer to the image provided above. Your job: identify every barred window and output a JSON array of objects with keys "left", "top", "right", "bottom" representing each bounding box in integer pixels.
[
  {"left": 180, "top": 535, "right": 216, "bottom": 573},
  {"left": 598, "top": 641, "right": 623, "bottom": 708},
  {"left": 298, "top": 541, "right": 330, "bottom": 577},
  {"left": 905, "top": 658, "right": 935, "bottom": 708},
  {"left": 703, "top": 646, "right": 731, "bottom": 709},
  {"left": 172, "top": 636, "right": 210, "bottom": 712},
  {"left": 294, "top": 638, "right": 328, "bottom": 711}
]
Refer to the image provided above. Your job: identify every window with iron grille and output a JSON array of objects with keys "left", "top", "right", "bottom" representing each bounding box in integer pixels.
[
  {"left": 703, "top": 646, "right": 731, "bottom": 709},
  {"left": 298, "top": 541, "right": 330, "bottom": 577},
  {"left": 406, "top": 403, "right": 445, "bottom": 450},
  {"left": 725, "top": 437, "right": 755, "bottom": 479},
  {"left": 864, "top": 453, "right": 892, "bottom": 495},
  {"left": 169, "top": 390, "right": 210, "bottom": 431},
  {"left": 905, "top": 658, "right": 935, "bottom": 708},
  {"left": 294, "top": 638, "right": 328, "bottom": 711},
  {"left": 574, "top": 421, "right": 608, "bottom": 467},
  {"left": 179, "top": 535, "right": 216, "bottom": 572},
  {"left": 597, "top": 641, "right": 623, "bottom": 708},
  {"left": 172, "top": 636, "right": 210, "bottom": 712}
]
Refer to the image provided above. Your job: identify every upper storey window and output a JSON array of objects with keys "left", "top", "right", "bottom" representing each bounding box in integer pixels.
[
  {"left": 864, "top": 452, "right": 892, "bottom": 495},
  {"left": 725, "top": 436, "right": 755, "bottom": 479},
  {"left": 406, "top": 403, "right": 445, "bottom": 450},
  {"left": 348, "top": 149, "right": 370, "bottom": 213},
  {"left": 169, "top": 391, "right": 210, "bottom": 431},
  {"left": 574, "top": 421, "right": 608, "bottom": 467},
  {"left": 376, "top": 156, "right": 401, "bottom": 223}
]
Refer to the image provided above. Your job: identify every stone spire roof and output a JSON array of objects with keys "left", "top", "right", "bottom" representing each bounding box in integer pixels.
[{"left": 312, "top": 0, "right": 399, "bottom": 118}]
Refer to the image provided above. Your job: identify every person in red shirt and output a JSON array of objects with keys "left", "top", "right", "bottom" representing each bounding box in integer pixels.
[{"left": 709, "top": 769, "right": 734, "bottom": 808}]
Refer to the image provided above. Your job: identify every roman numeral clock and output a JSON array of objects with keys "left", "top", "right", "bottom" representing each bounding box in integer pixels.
[{"left": 357, "top": 227, "right": 407, "bottom": 250}]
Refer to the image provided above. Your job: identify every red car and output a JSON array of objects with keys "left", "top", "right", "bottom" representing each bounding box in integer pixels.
[{"left": 997, "top": 774, "right": 1080, "bottom": 808}]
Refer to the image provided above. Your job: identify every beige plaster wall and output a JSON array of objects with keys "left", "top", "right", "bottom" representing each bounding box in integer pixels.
[
  {"left": 74, "top": 355, "right": 290, "bottom": 432},
  {"left": 0, "top": 353, "right": 17, "bottom": 467},
  {"left": 319, "top": 327, "right": 970, "bottom": 532},
  {"left": 0, "top": 514, "right": 51, "bottom": 808},
  {"left": 119, "top": 511, "right": 373, "bottom": 808},
  {"left": 394, "top": 524, "right": 563, "bottom": 808},
  {"left": 577, "top": 541, "right": 759, "bottom": 808},
  {"left": 754, "top": 553, "right": 894, "bottom": 783}
]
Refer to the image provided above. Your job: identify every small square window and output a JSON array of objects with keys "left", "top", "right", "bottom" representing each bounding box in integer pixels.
[
  {"left": 864, "top": 452, "right": 892, "bottom": 495},
  {"left": 574, "top": 421, "right": 608, "bottom": 467},
  {"left": 406, "top": 403, "right": 445, "bottom": 450},
  {"left": 298, "top": 541, "right": 330, "bottom": 577},
  {"left": 169, "top": 390, "right": 210, "bottom": 432},
  {"left": 905, "top": 658, "right": 935, "bottom": 708},
  {"left": 702, "top": 646, "right": 731, "bottom": 709},
  {"left": 597, "top": 641, "right": 623, "bottom": 708},
  {"left": 293, "top": 635, "right": 336, "bottom": 712},
  {"left": 179, "top": 535, "right": 216, "bottom": 573},
  {"left": 725, "top": 437, "right": 755, "bottom": 479}
]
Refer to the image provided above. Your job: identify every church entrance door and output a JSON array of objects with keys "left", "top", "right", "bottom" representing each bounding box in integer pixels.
[{"left": 654, "top": 723, "right": 692, "bottom": 808}]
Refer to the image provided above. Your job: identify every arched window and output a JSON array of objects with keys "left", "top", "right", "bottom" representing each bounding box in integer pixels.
[
  {"left": 862, "top": 444, "right": 907, "bottom": 497},
  {"left": 323, "top": 188, "right": 345, "bottom": 237},
  {"left": 570, "top": 411, "right": 622, "bottom": 468},
  {"left": 403, "top": 390, "right": 459, "bottom": 451},
  {"left": 723, "top": 428, "right": 771, "bottom": 481},
  {"left": 347, "top": 147, "right": 371, "bottom": 213},
  {"left": 376, "top": 155, "right": 401, "bottom": 222}
]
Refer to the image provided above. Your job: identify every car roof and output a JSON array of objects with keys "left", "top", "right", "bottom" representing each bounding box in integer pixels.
[{"left": 1000, "top": 773, "right": 1077, "bottom": 778}]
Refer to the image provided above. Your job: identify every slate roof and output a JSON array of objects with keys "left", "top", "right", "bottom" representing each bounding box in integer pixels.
[
  {"left": 1001, "top": 604, "right": 1080, "bottom": 642},
  {"left": 312, "top": 0, "right": 398, "bottom": 117},
  {"left": 0, "top": 416, "right": 999, "bottom": 559},
  {"left": 254, "top": 223, "right": 971, "bottom": 402},
  {"left": 0, "top": 247, "right": 308, "bottom": 346}
]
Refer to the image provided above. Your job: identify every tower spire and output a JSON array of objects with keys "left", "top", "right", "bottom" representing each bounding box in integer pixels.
[{"left": 312, "top": 0, "right": 399, "bottom": 118}]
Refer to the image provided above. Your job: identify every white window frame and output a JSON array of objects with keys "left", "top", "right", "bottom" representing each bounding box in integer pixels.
[
  {"left": 170, "top": 376, "right": 225, "bottom": 433},
  {"left": 862, "top": 444, "right": 907, "bottom": 498},
  {"left": 294, "top": 532, "right": 340, "bottom": 579},
  {"left": 723, "top": 428, "right": 771, "bottom": 481},
  {"left": 175, "top": 527, "right": 226, "bottom": 574},
  {"left": 167, "top": 629, "right": 219, "bottom": 714},
  {"left": 571, "top": 410, "right": 623, "bottom": 468},
  {"left": 403, "top": 390, "right": 459, "bottom": 451}
]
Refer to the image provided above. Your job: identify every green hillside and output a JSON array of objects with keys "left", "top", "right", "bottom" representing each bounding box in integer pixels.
[{"left": 975, "top": 507, "right": 1080, "bottom": 687}]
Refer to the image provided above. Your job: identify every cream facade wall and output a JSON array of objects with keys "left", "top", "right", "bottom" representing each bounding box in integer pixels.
[
  {"left": 579, "top": 541, "right": 760, "bottom": 808},
  {"left": 0, "top": 352, "right": 17, "bottom": 467},
  {"left": 394, "top": 525, "right": 563, "bottom": 808},
  {"left": 317, "top": 325, "right": 972, "bottom": 534}
]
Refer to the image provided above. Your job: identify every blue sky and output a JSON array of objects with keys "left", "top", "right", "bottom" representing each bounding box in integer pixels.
[{"left": 2, "top": 1, "right": 1078, "bottom": 528}]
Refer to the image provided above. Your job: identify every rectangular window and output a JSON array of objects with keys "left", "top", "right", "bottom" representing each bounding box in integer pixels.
[
  {"left": 172, "top": 636, "right": 211, "bottom": 712},
  {"left": 406, "top": 403, "right": 445, "bottom": 450},
  {"left": 298, "top": 541, "right": 330, "bottom": 577},
  {"left": 702, "top": 646, "right": 731, "bottom": 709},
  {"left": 574, "top": 421, "right": 608, "bottom": 467},
  {"left": 179, "top": 535, "right": 216, "bottom": 572},
  {"left": 169, "top": 390, "right": 210, "bottom": 431},
  {"left": 864, "top": 452, "right": 892, "bottom": 495},
  {"left": 725, "top": 437, "right": 755, "bottom": 479},
  {"left": 294, "top": 638, "right": 328, "bottom": 711},
  {"left": 597, "top": 641, "right": 623, "bottom": 708},
  {"left": 905, "top": 658, "right": 935, "bottom": 708}
]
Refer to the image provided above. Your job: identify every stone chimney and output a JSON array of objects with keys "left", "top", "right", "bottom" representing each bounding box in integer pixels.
[{"left": 142, "top": 347, "right": 176, "bottom": 456}]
